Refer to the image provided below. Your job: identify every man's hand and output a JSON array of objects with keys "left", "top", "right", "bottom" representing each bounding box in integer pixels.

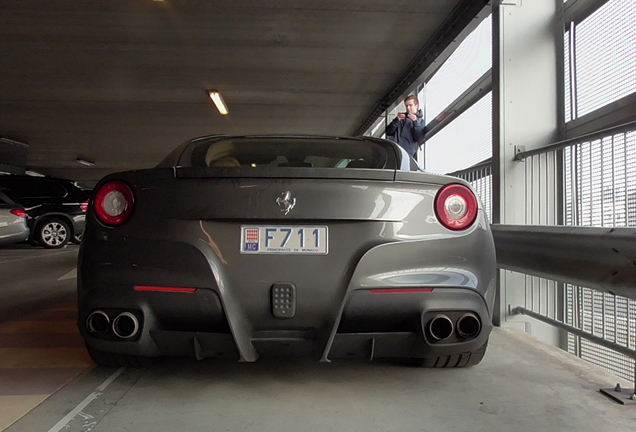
[
  {"left": 407, "top": 113, "right": 418, "bottom": 121},
  {"left": 397, "top": 113, "right": 406, "bottom": 120}
]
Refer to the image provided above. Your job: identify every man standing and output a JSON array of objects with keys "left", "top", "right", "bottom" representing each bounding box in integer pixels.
[{"left": 385, "top": 95, "right": 426, "bottom": 160}]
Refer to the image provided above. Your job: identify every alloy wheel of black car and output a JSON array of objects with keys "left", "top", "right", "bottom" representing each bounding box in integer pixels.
[
  {"left": 72, "top": 233, "right": 83, "bottom": 244},
  {"left": 38, "top": 218, "right": 70, "bottom": 249},
  {"left": 414, "top": 339, "right": 489, "bottom": 368}
]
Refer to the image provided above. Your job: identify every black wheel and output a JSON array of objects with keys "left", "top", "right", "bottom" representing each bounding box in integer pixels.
[
  {"left": 86, "top": 345, "right": 157, "bottom": 368},
  {"left": 37, "top": 218, "right": 70, "bottom": 249},
  {"left": 414, "top": 339, "right": 489, "bottom": 368}
]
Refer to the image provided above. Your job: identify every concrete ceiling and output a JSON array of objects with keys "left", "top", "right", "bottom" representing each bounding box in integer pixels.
[{"left": 1, "top": 0, "right": 470, "bottom": 184}]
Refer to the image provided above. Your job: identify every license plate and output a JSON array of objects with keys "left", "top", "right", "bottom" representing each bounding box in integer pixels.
[{"left": 240, "top": 226, "right": 328, "bottom": 254}]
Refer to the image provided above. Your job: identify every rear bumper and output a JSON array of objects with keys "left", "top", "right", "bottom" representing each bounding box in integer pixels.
[
  {"left": 79, "top": 285, "right": 492, "bottom": 361},
  {"left": 0, "top": 227, "right": 29, "bottom": 246}
]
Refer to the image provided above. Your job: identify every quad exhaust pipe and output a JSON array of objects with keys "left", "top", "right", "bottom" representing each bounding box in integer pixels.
[
  {"left": 86, "top": 310, "right": 110, "bottom": 335},
  {"left": 428, "top": 314, "right": 454, "bottom": 341},
  {"left": 457, "top": 313, "right": 481, "bottom": 339},
  {"left": 426, "top": 312, "right": 482, "bottom": 342},
  {"left": 86, "top": 310, "right": 140, "bottom": 339},
  {"left": 112, "top": 312, "right": 140, "bottom": 339}
]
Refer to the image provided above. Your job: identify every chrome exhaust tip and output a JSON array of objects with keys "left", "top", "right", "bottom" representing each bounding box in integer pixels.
[
  {"left": 86, "top": 310, "right": 110, "bottom": 335},
  {"left": 428, "top": 314, "right": 454, "bottom": 341},
  {"left": 457, "top": 313, "right": 481, "bottom": 339},
  {"left": 112, "top": 312, "right": 140, "bottom": 339}
]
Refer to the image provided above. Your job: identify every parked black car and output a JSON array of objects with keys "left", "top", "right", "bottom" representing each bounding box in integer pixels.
[{"left": 0, "top": 175, "right": 88, "bottom": 248}]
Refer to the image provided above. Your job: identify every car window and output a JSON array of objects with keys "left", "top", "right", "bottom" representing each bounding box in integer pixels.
[
  {"left": 1, "top": 178, "right": 67, "bottom": 199},
  {"left": 0, "top": 190, "right": 15, "bottom": 207},
  {"left": 181, "top": 137, "right": 389, "bottom": 169}
]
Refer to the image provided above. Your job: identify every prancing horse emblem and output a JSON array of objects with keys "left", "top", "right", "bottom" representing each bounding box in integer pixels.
[{"left": 276, "top": 191, "right": 296, "bottom": 215}]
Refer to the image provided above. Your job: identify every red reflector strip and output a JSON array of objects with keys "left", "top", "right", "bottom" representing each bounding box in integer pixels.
[
  {"left": 134, "top": 286, "right": 197, "bottom": 293},
  {"left": 369, "top": 288, "right": 434, "bottom": 294}
]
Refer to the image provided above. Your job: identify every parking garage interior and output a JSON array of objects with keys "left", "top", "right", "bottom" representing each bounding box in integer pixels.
[{"left": 1, "top": 0, "right": 636, "bottom": 431}]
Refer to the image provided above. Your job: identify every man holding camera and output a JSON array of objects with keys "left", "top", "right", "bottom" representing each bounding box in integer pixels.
[{"left": 385, "top": 95, "right": 426, "bottom": 160}]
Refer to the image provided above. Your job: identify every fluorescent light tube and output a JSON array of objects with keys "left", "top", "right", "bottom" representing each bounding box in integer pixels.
[
  {"left": 76, "top": 158, "right": 95, "bottom": 167},
  {"left": 208, "top": 90, "right": 229, "bottom": 115}
]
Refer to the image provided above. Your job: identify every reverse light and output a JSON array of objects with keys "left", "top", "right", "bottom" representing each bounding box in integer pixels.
[
  {"left": 94, "top": 180, "right": 135, "bottom": 226},
  {"left": 9, "top": 209, "right": 27, "bottom": 218},
  {"left": 434, "top": 183, "right": 478, "bottom": 231}
]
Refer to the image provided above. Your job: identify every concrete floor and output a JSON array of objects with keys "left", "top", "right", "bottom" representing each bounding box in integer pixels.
[
  {"left": 5, "top": 327, "right": 636, "bottom": 432},
  {"left": 2, "top": 245, "right": 636, "bottom": 432}
]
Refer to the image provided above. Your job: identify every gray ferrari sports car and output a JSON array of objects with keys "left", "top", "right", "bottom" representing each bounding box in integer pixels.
[{"left": 78, "top": 135, "right": 496, "bottom": 368}]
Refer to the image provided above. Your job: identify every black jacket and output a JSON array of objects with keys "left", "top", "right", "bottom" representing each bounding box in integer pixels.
[{"left": 385, "top": 109, "right": 426, "bottom": 159}]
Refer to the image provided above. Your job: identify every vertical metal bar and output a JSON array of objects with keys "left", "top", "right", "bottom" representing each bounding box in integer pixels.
[
  {"left": 576, "top": 286, "right": 582, "bottom": 357},
  {"left": 573, "top": 145, "right": 579, "bottom": 225},
  {"left": 569, "top": 22, "right": 577, "bottom": 120},
  {"left": 537, "top": 154, "right": 542, "bottom": 224},
  {"left": 533, "top": 277, "right": 543, "bottom": 313},
  {"left": 614, "top": 293, "right": 617, "bottom": 344},
  {"left": 590, "top": 141, "right": 594, "bottom": 226},
  {"left": 611, "top": 134, "right": 616, "bottom": 226},
  {"left": 602, "top": 292, "right": 606, "bottom": 340},
  {"left": 628, "top": 298, "right": 632, "bottom": 350},
  {"left": 625, "top": 131, "right": 629, "bottom": 226}
]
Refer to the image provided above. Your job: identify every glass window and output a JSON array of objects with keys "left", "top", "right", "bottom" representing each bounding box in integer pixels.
[
  {"left": 181, "top": 137, "right": 390, "bottom": 169},
  {"left": 1, "top": 178, "right": 67, "bottom": 199},
  {"left": 425, "top": 92, "right": 492, "bottom": 175},
  {"left": 425, "top": 15, "right": 492, "bottom": 125},
  {"left": 566, "top": 0, "right": 636, "bottom": 119}
]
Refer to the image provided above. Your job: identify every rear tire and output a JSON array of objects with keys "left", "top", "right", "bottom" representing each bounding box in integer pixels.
[
  {"left": 86, "top": 345, "right": 157, "bottom": 368},
  {"left": 414, "top": 339, "right": 489, "bottom": 368},
  {"left": 37, "top": 218, "right": 70, "bottom": 249}
]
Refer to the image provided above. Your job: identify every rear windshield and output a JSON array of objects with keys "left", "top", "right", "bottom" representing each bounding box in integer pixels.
[{"left": 178, "top": 137, "right": 389, "bottom": 169}]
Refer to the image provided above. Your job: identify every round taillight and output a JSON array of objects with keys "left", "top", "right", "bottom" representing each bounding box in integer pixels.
[
  {"left": 94, "top": 181, "right": 135, "bottom": 226},
  {"left": 434, "top": 184, "right": 478, "bottom": 231}
]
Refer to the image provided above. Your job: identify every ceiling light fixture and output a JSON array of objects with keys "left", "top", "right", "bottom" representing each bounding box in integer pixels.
[
  {"left": 76, "top": 158, "right": 96, "bottom": 167},
  {"left": 208, "top": 90, "right": 229, "bottom": 115}
]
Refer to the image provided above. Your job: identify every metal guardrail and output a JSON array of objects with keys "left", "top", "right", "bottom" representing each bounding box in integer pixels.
[
  {"left": 451, "top": 120, "right": 636, "bottom": 388},
  {"left": 496, "top": 224, "right": 636, "bottom": 395},
  {"left": 492, "top": 224, "right": 636, "bottom": 301}
]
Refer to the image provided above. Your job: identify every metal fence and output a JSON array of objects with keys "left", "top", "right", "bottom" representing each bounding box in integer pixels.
[
  {"left": 562, "top": 127, "right": 636, "bottom": 382},
  {"left": 452, "top": 161, "right": 492, "bottom": 222},
  {"left": 517, "top": 125, "right": 636, "bottom": 383},
  {"left": 453, "top": 125, "right": 636, "bottom": 383}
]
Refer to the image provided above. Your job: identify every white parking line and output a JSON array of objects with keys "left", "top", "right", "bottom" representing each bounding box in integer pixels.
[{"left": 46, "top": 367, "right": 125, "bottom": 432}]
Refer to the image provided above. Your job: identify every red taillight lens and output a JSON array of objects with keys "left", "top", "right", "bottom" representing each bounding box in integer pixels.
[
  {"left": 434, "top": 184, "right": 478, "bottom": 231},
  {"left": 134, "top": 286, "right": 197, "bottom": 293},
  {"left": 10, "top": 209, "right": 27, "bottom": 218},
  {"left": 369, "top": 288, "right": 434, "bottom": 294},
  {"left": 94, "top": 180, "right": 135, "bottom": 226},
  {"left": 80, "top": 201, "right": 89, "bottom": 212}
]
